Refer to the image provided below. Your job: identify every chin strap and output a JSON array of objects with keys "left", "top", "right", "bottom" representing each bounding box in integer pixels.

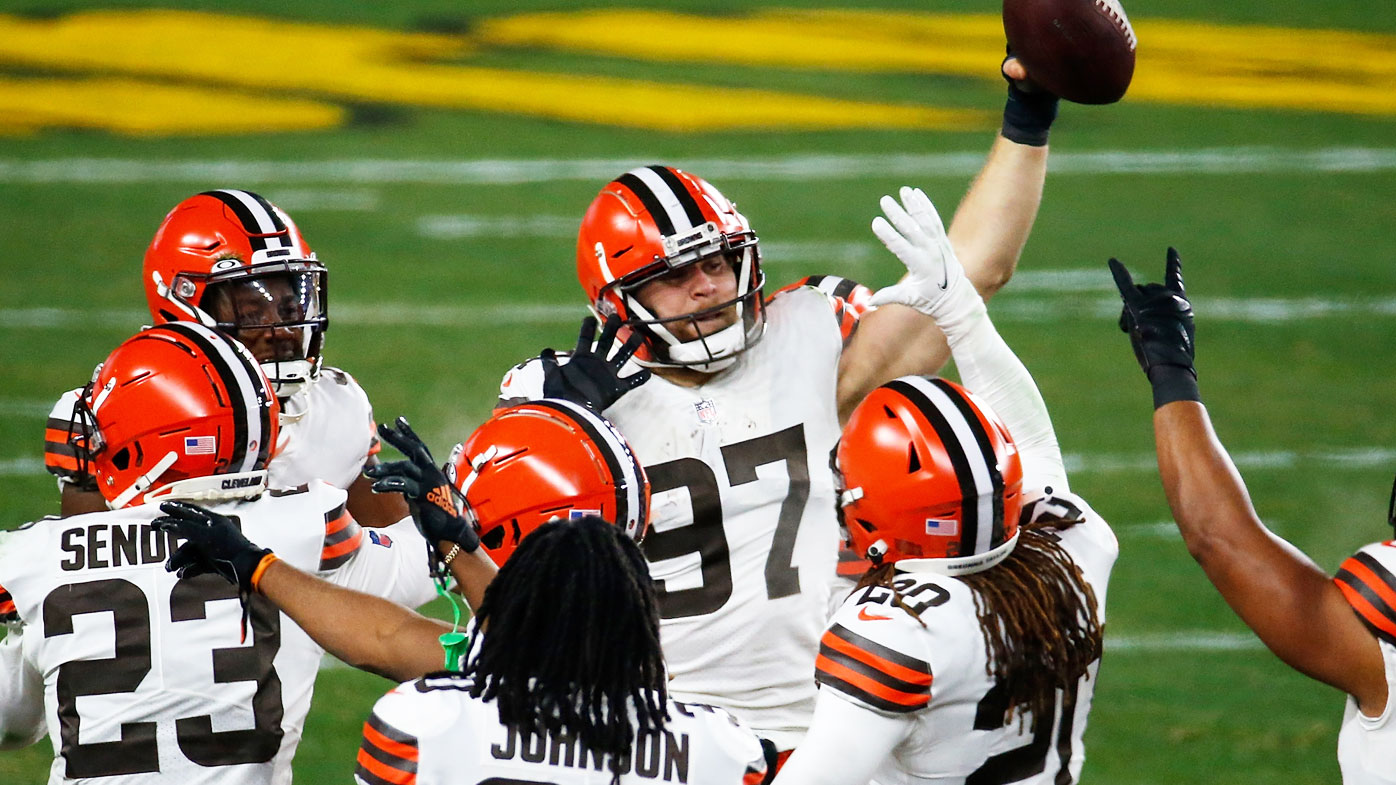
[{"left": 108, "top": 451, "right": 179, "bottom": 509}]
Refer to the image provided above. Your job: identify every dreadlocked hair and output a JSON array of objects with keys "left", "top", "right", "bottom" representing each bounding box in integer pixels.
[
  {"left": 462, "top": 515, "right": 668, "bottom": 783},
  {"left": 959, "top": 515, "right": 1102, "bottom": 727}
]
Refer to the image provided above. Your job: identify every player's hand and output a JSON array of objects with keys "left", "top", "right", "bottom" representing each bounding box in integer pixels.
[
  {"left": 869, "top": 187, "right": 976, "bottom": 322},
  {"left": 1001, "top": 51, "right": 1059, "bottom": 147},
  {"left": 365, "top": 417, "right": 480, "bottom": 553},
  {"left": 1109, "top": 247, "right": 1201, "bottom": 408},
  {"left": 540, "top": 314, "right": 650, "bottom": 412},
  {"left": 152, "top": 500, "right": 273, "bottom": 593}
]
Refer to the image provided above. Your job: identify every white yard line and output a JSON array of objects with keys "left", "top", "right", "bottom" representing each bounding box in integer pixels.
[
  {"left": 5, "top": 293, "right": 1394, "bottom": 330},
  {"left": 3, "top": 147, "right": 1395, "bottom": 185},
  {"left": 1105, "top": 631, "right": 1264, "bottom": 652}
]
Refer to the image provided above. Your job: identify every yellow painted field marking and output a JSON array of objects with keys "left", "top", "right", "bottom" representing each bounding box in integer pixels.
[
  {"left": 477, "top": 9, "right": 1396, "bottom": 116},
  {"left": 0, "top": 10, "right": 986, "bottom": 134},
  {"left": 1, "top": 9, "right": 1389, "bottom": 138},
  {"left": 0, "top": 76, "right": 343, "bottom": 137}
]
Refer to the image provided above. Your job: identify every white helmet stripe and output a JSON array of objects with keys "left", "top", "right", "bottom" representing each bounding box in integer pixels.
[
  {"left": 898, "top": 376, "right": 999, "bottom": 556},
  {"left": 627, "top": 166, "right": 700, "bottom": 235},
  {"left": 536, "top": 398, "right": 646, "bottom": 538}
]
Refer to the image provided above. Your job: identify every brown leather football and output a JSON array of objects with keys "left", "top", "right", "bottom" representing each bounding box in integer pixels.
[{"left": 1003, "top": 0, "right": 1137, "bottom": 104}]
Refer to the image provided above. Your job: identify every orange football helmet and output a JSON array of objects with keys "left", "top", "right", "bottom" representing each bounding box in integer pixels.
[
  {"left": 445, "top": 399, "right": 650, "bottom": 566},
  {"left": 576, "top": 166, "right": 765, "bottom": 373},
  {"left": 835, "top": 376, "right": 1024, "bottom": 576},
  {"left": 72, "top": 323, "right": 279, "bottom": 509},
  {"left": 143, "top": 189, "right": 328, "bottom": 398}
]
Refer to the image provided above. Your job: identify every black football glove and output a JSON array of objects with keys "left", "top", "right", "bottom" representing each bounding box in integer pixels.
[
  {"left": 152, "top": 500, "right": 272, "bottom": 594},
  {"left": 1109, "top": 247, "right": 1201, "bottom": 409},
  {"left": 365, "top": 417, "right": 480, "bottom": 556},
  {"left": 1001, "top": 51, "right": 1059, "bottom": 147},
  {"left": 541, "top": 314, "right": 650, "bottom": 412}
]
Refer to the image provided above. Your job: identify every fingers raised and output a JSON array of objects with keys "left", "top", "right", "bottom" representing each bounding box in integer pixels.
[{"left": 1165, "top": 247, "right": 1185, "bottom": 296}]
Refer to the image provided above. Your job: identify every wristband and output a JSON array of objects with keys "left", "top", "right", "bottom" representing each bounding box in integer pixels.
[
  {"left": 250, "top": 552, "right": 280, "bottom": 593},
  {"left": 1148, "top": 365, "right": 1201, "bottom": 409},
  {"left": 1001, "top": 81, "right": 1059, "bottom": 147}
]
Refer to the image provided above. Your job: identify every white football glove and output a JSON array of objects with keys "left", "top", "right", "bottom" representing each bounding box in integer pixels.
[{"left": 869, "top": 187, "right": 982, "bottom": 328}]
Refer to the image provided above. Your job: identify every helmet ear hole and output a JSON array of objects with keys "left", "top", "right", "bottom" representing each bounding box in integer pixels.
[
  {"left": 111, "top": 447, "right": 131, "bottom": 471},
  {"left": 480, "top": 525, "right": 506, "bottom": 550},
  {"left": 907, "top": 444, "right": 921, "bottom": 473},
  {"left": 855, "top": 518, "right": 876, "bottom": 533}
]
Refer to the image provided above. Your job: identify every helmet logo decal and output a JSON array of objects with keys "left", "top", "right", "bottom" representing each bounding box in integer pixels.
[
  {"left": 211, "top": 258, "right": 242, "bottom": 272},
  {"left": 183, "top": 435, "right": 216, "bottom": 455},
  {"left": 594, "top": 241, "right": 615, "bottom": 284}
]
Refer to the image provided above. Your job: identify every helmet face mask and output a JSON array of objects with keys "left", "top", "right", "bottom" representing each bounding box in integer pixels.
[
  {"left": 144, "top": 190, "right": 328, "bottom": 399},
  {"left": 578, "top": 167, "right": 767, "bottom": 374},
  {"left": 836, "top": 376, "right": 1024, "bottom": 578},
  {"left": 447, "top": 400, "right": 650, "bottom": 566}
]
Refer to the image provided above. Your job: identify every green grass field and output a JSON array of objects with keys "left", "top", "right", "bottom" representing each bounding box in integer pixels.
[{"left": 2, "top": 0, "right": 1394, "bottom": 782}]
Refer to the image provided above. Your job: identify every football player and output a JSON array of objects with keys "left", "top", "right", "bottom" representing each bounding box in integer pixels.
[
  {"left": 773, "top": 190, "right": 1116, "bottom": 784},
  {"left": 44, "top": 189, "right": 408, "bottom": 529},
  {"left": 0, "top": 324, "right": 449, "bottom": 783},
  {"left": 497, "top": 58, "right": 1061, "bottom": 754},
  {"left": 1112, "top": 250, "right": 1396, "bottom": 783}
]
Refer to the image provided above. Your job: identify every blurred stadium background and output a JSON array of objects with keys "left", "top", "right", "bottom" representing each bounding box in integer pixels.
[{"left": 2, "top": 0, "right": 1393, "bottom": 782}]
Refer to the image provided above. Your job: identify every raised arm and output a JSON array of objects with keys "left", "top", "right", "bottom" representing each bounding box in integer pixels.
[
  {"left": 842, "top": 187, "right": 1066, "bottom": 490},
  {"left": 834, "top": 59, "right": 1055, "bottom": 420},
  {"left": 1113, "top": 249, "right": 1386, "bottom": 713}
]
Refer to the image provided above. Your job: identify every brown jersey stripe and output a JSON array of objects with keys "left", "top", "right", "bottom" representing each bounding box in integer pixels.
[
  {"left": 320, "top": 527, "right": 363, "bottom": 570},
  {"left": 355, "top": 753, "right": 414, "bottom": 785},
  {"left": 360, "top": 725, "right": 419, "bottom": 772},
  {"left": 1337, "top": 553, "right": 1396, "bottom": 618},
  {"left": 816, "top": 654, "right": 930, "bottom": 713},
  {"left": 1335, "top": 566, "right": 1396, "bottom": 645},
  {"left": 826, "top": 622, "right": 933, "bottom": 675},
  {"left": 44, "top": 438, "right": 79, "bottom": 459},
  {"left": 356, "top": 714, "right": 419, "bottom": 785},
  {"left": 821, "top": 627, "right": 932, "bottom": 690},
  {"left": 365, "top": 712, "right": 420, "bottom": 749}
]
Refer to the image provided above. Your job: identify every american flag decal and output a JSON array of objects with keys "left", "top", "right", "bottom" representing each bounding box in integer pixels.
[
  {"left": 184, "top": 436, "right": 216, "bottom": 455},
  {"left": 925, "top": 518, "right": 958, "bottom": 536}
]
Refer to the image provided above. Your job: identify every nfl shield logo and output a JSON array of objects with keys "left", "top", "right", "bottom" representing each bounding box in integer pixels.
[
  {"left": 694, "top": 399, "right": 718, "bottom": 425},
  {"left": 925, "top": 518, "right": 958, "bottom": 537}
]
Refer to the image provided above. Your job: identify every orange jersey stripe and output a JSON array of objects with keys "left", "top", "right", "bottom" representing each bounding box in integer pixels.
[
  {"left": 325, "top": 510, "right": 355, "bottom": 537},
  {"left": 816, "top": 653, "right": 929, "bottom": 708},
  {"left": 1336, "top": 580, "right": 1396, "bottom": 640},
  {"left": 356, "top": 747, "right": 416, "bottom": 785},
  {"left": 322, "top": 528, "right": 363, "bottom": 561},
  {"left": 44, "top": 427, "right": 70, "bottom": 444},
  {"left": 821, "top": 628, "right": 932, "bottom": 687},
  {"left": 0, "top": 600, "right": 14, "bottom": 616},
  {"left": 45, "top": 453, "right": 80, "bottom": 472},
  {"left": 1341, "top": 558, "right": 1396, "bottom": 617},
  {"left": 362, "top": 721, "right": 420, "bottom": 764}
]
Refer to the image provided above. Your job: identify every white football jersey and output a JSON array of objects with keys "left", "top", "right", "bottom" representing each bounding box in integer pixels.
[
  {"left": 1334, "top": 541, "right": 1396, "bottom": 784},
  {"left": 499, "top": 287, "right": 849, "bottom": 749},
  {"left": 44, "top": 366, "right": 380, "bottom": 494},
  {"left": 0, "top": 482, "right": 426, "bottom": 784},
  {"left": 353, "top": 672, "right": 767, "bottom": 785},
  {"left": 815, "top": 490, "right": 1117, "bottom": 784}
]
